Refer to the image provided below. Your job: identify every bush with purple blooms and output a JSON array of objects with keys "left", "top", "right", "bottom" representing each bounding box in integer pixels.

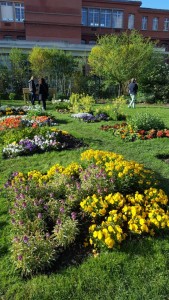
[{"left": 6, "top": 179, "right": 79, "bottom": 276}]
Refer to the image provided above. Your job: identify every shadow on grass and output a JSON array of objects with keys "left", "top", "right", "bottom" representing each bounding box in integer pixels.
[
  {"left": 84, "top": 137, "right": 105, "bottom": 147},
  {"left": 55, "top": 118, "right": 70, "bottom": 125},
  {"left": 0, "top": 244, "right": 9, "bottom": 258},
  {"left": 153, "top": 157, "right": 169, "bottom": 195}
]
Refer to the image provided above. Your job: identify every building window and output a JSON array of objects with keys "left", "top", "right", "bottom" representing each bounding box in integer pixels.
[
  {"left": 3, "top": 35, "right": 13, "bottom": 40},
  {"left": 88, "top": 8, "right": 99, "bottom": 27},
  {"left": 152, "top": 17, "right": 158, "bottom": 31},
  {"left": 82, "top": 8, "right": 87, "bottom": 26},
  {"left": 17, "top": 36, "right": 25, "bottom": 40},
  {"left": 100, "top": 9, "right": 111, "bottom": 28},
  {"left": 112, "top": 10, "right": 123, "bottom": 29},
  {"left": 1, "top": 2, "right": 14, "bottom": 21},
  {"left": 15, "top": 3, "right": 24, "bottom": 22},
  {"left": 141, "top": 16, "right": 148, "bottom": 30},
  {"left": 128, "top": 14, "right": 135, "bottom": 29},
  {"left": 89, "top": 40, "right": 96, "bottom": 45},
  {"left": 164, "top": 18, "right": 169, "bottom": 31}
]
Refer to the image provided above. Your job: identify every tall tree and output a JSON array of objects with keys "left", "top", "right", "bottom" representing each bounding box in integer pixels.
[
  {"left": 88, "top": 31, "right": 156, "bottom": 95},
  {"left": 28, "top": 47, "right": 51, "bottom": 78},
  {"left": 29, "top": 47, "right": 77, "bottom": 96},
  {"left": 9, "top": 48, "right": 28, "bottom": 96}
]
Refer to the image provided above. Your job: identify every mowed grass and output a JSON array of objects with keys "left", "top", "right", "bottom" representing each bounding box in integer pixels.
[{"left": 1, "top": 100, "right": 169, "bottom": 300}]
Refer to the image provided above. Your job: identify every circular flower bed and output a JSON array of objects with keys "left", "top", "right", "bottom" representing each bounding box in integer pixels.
[
  {"left": 5, "top": 149, "right": 169, "bottom": 276},
  {"left": 2, "top": 128, "right": 84, "bottom": 158}
]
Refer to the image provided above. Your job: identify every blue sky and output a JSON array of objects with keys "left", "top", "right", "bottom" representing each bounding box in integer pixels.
[{"left": 141, "top": 0, "right": 169, "bottom": 9}]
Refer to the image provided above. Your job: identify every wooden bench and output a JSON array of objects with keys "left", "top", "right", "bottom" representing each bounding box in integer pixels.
[{"left": 22, "top": 87, "right": 57, "bottom": 104}]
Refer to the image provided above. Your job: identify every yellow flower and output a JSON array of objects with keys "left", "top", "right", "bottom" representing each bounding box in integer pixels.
[
  {"left": 105, "top": 237, "right": 115, "bottom": 248},
  {"left": 98, "top": 231, "right": 103, "bottom": 240},
  {"left": 93, "top": 231, "right": 98, "bottom": 238},
  {"left": 108, "top": 225, "right": 114, "bottom": 233}
]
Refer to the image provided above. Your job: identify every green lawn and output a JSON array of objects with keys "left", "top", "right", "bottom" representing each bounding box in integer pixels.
[{"left": 1, "top": 100, "right": 169, "bottom": 300}]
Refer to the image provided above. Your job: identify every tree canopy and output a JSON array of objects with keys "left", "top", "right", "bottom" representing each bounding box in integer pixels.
[{"left": 88, "top": 31, "right": 157, "bottom": 95}]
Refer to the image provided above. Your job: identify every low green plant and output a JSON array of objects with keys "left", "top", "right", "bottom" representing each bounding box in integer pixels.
[
  {"left": 54, "top": 102, "right": 70, "bottom": 111},
  {"left": 128, "top": 112, "right": 165, "bottom": 131},
  {"left": 95, "top": 95, "right": 127, "bottom": 121},
  {"left": 69, "top": 93, "right": 95, "bottom": 113},
  {"left": 112, "top": 95, "right": 126, "bottom": 119},
  {"left": 9, "top": 92, "right": 16, "bottom": 101},
  {"left": 27, "top": 106, "right": 49, "bottom": 118}
]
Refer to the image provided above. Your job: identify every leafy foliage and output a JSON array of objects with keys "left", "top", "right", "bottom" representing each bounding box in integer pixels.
[
  {"left": 69, "top": 93, "right": 95, "bottom": 113},
  {"left": 88, "top": 31, "right": 156, "bottom": 95},
  {"left": 128, "top": 112, "right": 165, "bottom": 131}
]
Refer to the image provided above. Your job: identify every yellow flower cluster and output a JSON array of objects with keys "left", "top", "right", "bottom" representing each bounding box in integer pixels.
[
  {"left": 81, "top": 149, "right": 123, "bottom": 165},
  {"left": 81, "top": 149, "right": 156, "bottom": 188},
  {"left": 81, "top": 187, "right": 169, "bottom": 250},
  {"left": 47, "top": 164, "right": 64, "bottom": 178},
  {"left": 80, "top": 193, "right": 125, "bottom": 218},
  {"left": 89, "top": 218, "right": 126, "bottom": 249},
  {"left": 62, "top": 163, "right": 82, "bottom": 177},
  {"left": 11, "top": 172, "right": 26, "bottom": 186}
]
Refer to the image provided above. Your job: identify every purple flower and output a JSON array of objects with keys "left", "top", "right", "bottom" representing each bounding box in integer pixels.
[
  {"left": 71, "top": 212, "right": 76, "bottom": 220},
  {"left": 18, "top": 220, "right": 24, "bottom": 226},
  {"left": 23, "top": 235, "right": 29, "bottom": 243},
  {"left": 9, "top": 209, "right": 16, "bottom": 215},
  {"left": 13, "top": 236, "right": 19, "bottom": 243},
  {"left": 56, "top": 218, "right": 62, "bottom": 225},
  {"left": 38, "top": 213, "right": 42, "bottom": 219},
  {"left": 44, "top": 205, "right": 48, "bottom": 211},
  {"left": 4, "top": 180, "right": 10, "bottom": 188},
  {"left": 18, "top": 255, "right": 23, "bottom": 261},
  {"left": 38, "top": 199, "right": 44, "bottom": 204},
  {"left": 13, "top": 172, "right": 19, "bottom": 177},
  {"left": 59, "top": 206, "right": 65, "bottom": 213},
  {"left": 19, "top": 193, "right": 25, "bottom": 199},
  {"left": 22, "top": 202, "right": 27, "bottom": 208},
  {"left": 76, "top": 182, "right": 81, "bottom": 189},
  {"left": 25, "top": 185, "right": 29, "bottom": 192}
]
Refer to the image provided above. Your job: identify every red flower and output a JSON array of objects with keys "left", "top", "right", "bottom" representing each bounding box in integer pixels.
[
  {"left": 164, "top": 130, "right": 169, "bottom": 137},
  {"left": 157, "top": 130, "right": 164, "bottom": 138}
]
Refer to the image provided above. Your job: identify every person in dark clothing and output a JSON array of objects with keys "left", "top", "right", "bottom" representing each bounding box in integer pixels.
[
  {"left": 38, "top": 78, "right": 49, "bottom": 110},
  {"left": 128, "top": 78, "right": 138, "bottom": 108},
  {"left": 28, "top": 76, "right": 36, "bottom": 105}
]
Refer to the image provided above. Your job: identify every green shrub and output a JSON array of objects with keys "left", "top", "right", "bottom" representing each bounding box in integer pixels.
[
  {"left": 69, "top": 93, "right": 95, "bottom": 113},
  {"left": 9, "top": 92, "right": 16, "bottom": 101},
  {"left": 54, "top": 102, "right": 70, "bottom": 110},
  {"left": 27, "top": 106, "right": 49, "bottom": 118},
  {"left": 128, "top": 112, "right": 165, "bottom": 131},
  {"left": 95, "top": 96, "right": 127, "bottom": 121}
]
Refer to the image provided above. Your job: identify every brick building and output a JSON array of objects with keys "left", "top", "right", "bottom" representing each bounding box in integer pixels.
[{"left": 0, "top": 0, "right": 169, "bottom": 51}]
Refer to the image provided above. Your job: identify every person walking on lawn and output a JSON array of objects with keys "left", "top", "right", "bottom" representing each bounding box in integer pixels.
[{"left": 128, "top": 78, "right": 138, "bottom": 108}]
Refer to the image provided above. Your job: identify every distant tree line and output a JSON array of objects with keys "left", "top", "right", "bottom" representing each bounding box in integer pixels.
[{"left": 0, "top": 31, "right": 169, "bottom": 102}]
